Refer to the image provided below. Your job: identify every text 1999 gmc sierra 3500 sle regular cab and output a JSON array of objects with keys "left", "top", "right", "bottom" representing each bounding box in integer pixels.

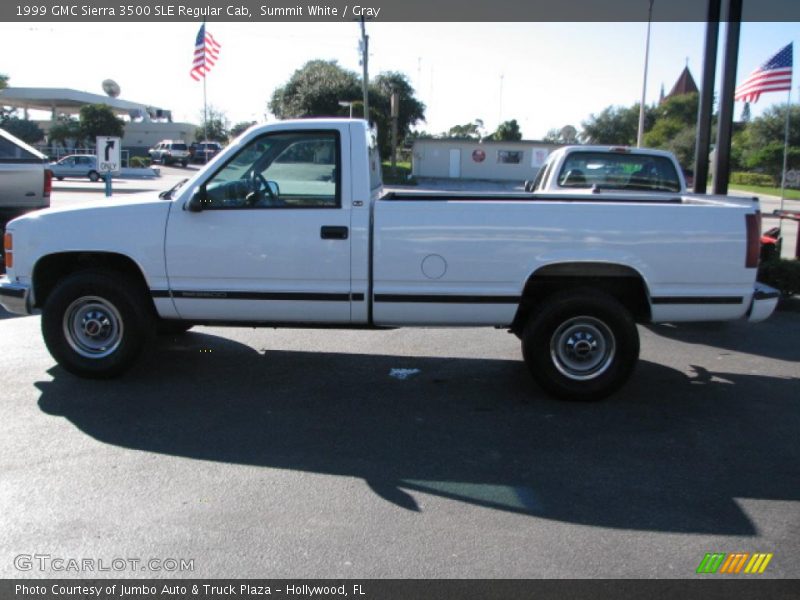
[{"left": 0, "top": 119, "right": 779, "bottom": 400}]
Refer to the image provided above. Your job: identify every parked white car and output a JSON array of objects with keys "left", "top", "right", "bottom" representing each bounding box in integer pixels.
[{"left": 148, "top": 140, "right": 190, "bottom": 167}]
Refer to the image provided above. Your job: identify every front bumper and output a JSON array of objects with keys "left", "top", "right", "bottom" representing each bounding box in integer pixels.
[
  {"left": 0, "top": 277, "right": 32, "bottom": 315},
  {"left": 747, "top": 282, "right": 780, "bottom": 323}
]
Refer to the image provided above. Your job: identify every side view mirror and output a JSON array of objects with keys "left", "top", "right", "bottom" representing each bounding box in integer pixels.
[{"left": 185, "top": 187, "right": 207, "bottom": 212}]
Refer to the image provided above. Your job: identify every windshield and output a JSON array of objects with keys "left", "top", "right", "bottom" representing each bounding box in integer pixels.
[{"left": 557, "top": 151, "right": 681, "bottom": 192}]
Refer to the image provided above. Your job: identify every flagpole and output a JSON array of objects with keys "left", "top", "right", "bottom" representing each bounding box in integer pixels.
[
  {"left": 203, "top": 19, "right": 208, "bottom": 143},
  {"left": 779, "top": 86, "right": 791, "bottom": 212},
  {"left": 203, "top": 71, "right": 208, "bottom": 142}
]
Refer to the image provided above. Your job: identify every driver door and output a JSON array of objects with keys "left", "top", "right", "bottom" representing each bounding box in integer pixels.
[{"left": 164, "top": 127, "right": 352, "bottom": 323}]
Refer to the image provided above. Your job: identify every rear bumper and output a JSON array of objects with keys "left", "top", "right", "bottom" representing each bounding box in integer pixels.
[
  {"left": 0, "top": 277, "right": 32, "bottom": 315},
  {"left": 747, "top": 282, "right": 780, "bottom": 323}
]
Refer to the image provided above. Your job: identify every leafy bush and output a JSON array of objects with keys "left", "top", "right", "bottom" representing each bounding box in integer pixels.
[
  {"left": 730, "top": 172, "right": 775, "bottom": 187},
  {"left": 128, "top": 156, "right": 151, "bottom": 168},
  {"left": 758, "top": 258, "right": 800, "bottom": 297}
]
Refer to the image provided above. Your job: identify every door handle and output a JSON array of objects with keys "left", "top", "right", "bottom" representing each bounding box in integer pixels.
[{"left": 321, "top": 226, "right": 349, "bottom": 240}]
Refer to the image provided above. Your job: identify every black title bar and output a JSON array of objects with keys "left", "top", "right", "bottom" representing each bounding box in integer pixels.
[{"left": 2, "top": 0, "right": 799, "bottom": 22}]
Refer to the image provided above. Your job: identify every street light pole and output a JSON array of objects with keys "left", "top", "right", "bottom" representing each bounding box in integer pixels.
[
  {"left": 360, "top": 16, "right": 369, "bottom": 123},
  {"left": 637, "top": 0, "right": 654, "bottom": 148}
]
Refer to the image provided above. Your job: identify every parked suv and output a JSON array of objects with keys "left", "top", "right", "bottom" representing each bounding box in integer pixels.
[
  {"left": 148, "top": 140, "right": 190, "bottom": 167},
  {"left": 190, "top": 141, "right": 223, "bottom": 164}
]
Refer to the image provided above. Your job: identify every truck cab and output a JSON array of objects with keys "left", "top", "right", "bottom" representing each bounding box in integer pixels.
[{"left": 525, "top": 145, "right": 687, "bottom": 195}]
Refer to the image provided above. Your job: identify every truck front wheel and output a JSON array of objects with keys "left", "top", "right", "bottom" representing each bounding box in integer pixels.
[
  {"left": 522, "top": 289, "right": 639, "bottom": 401},
  {"left": 41, "top": 270, "right": 154, "bottom": 378}
]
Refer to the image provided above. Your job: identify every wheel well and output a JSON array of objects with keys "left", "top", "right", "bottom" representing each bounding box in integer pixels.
[
  {"left": 32, "top": 252, "right": 152, "bottom": 309},
  {"left": 511, "top": 262, "right": 651, "bottom": 333}
]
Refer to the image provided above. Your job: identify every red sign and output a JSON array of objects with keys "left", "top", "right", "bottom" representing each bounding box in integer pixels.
[{"left": 472, "top": 149, "right": 486, "bottom": 163}]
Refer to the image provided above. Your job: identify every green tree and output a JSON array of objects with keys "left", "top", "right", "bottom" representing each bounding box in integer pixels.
[
  {"left": 48, "top": 115, "right": 82, "bottom": 148},
  {"left": 733, "top": 105, "right": 800, "bottom": 179},
  {"left": 268, "top": 60, "right": 361, "bottom": 119},
  {"left": 445, "top": 119, "right": 484, "bottom": 140},
  {"left": 0, "top": 73, "right": 13, "bottom": 122},
  {"left": 230, "top": 120, "right": 257, "bottom": 139},
  {"left": 580, "top": 104, "right": 654, "bottom": 145},
  {"left": 369, "top": 72, "right": 426, "bottom": 158},
  {"left": 268, "top": 60, "right": 426, "bottom": 158},
  {"left": 78, "top": 104, "right": 124, "bottom": 144},
  {"left": 0, "top": 117, "right": 44, "bottom": 145},
  {"left": 744, "top": 142, "right": 800, "bottom": 184},
  {"left": 543, "top": 125, "right": 578, "bottom": 144},
  {"left": 490, "top": 119, "right": 522, "bottom": 141},
  {"left": 196, "top": 106, "right": 229, "bottom": 142}
]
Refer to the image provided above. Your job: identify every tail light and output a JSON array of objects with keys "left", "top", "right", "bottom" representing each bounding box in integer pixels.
[
  {"left": 3, "top": 233, "right": 12, "bottom": 270},
  {"left": 745, "top": 213, "right": 760, "bottom": 269},
  {"left": 44, "top": 169, "right": 52, "bottom": 198}
]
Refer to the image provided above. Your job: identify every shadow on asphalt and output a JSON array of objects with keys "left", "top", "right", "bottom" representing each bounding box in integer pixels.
[
  {"left": 34, "top": 330, "right": 800, "bottom": 536},
  {"left": 646, "top": 310, "right": 800, "bottom": 362}
]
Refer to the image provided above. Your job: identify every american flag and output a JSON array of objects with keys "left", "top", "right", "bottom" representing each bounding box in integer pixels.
[
  {"left": 190, "top": 24, "right": 221, "bottom": 81},
  {"left": 734, "top": 43, "right": 793, "bottom": 103}
]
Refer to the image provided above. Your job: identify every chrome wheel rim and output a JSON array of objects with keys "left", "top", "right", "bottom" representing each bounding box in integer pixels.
[
  {"left": 550, "top": 316, "right": 615, "bottom": 381},
  {"left": 63, "top": 296, "right": 123, "bottom": 359}
]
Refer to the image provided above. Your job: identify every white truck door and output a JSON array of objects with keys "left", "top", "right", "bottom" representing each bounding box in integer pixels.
[{"left": 164, "top": 127, "right": 353, "bottom": 323}]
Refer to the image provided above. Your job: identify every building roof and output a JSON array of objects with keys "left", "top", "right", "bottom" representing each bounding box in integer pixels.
[
  {"left": 412, "top": 138, "right": 559, "bottom": 147},
  {"left": 664, "top": 67, "right": 699, "bottom": 100},
  {"left": 0, "top": 87, "right": 170, "bottom": 120}
]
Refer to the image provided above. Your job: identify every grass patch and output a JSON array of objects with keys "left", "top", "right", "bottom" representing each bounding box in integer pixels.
[
  {"left": 382, "top": 161, "right": 416, "bottom": 185},
  {"left": 729, "top": 184, "right": 800, "bottom": 200}
]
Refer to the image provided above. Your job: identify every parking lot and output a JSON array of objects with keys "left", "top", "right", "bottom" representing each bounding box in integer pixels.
[{"left": 1, "top": 171, "right": 798, "bottom": 579}]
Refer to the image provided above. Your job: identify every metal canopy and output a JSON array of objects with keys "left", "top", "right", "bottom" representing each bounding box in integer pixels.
[{"left": 0, "top": 87, "right": 170, "bottom": 120}]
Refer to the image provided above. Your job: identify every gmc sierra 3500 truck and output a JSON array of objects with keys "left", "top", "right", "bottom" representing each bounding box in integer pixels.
[{"left": 0, "top": 119, "right": 779, "bottom": 400}]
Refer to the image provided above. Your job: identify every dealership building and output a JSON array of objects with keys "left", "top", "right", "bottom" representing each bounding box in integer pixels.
[{"left": 411, "top": 138, "right": 560, "bottom": 181}]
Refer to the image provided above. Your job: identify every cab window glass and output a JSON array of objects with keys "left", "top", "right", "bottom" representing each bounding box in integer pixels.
[
  {"left": 203, "top": 131, "right": 339, "bottom": 209},
  {"left": 557, "top": 151, "right": 680, "bottom": 192}
]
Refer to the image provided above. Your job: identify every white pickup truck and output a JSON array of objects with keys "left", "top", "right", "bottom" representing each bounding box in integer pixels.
[
  {"left": 0, "top": 119, "right": 779, "bottom": 400},
  {"left": 524, "top": 145, "right": 689, "bottom": 194}
]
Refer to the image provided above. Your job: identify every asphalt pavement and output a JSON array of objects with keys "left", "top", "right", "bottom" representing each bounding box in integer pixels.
[{"left": 0, "top": 307, "right": 798, "bottom": 578}]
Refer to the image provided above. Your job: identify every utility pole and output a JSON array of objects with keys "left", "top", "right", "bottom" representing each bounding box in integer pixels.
[
  {"left": 359, "top": 16, "right": 369, "bottom": 123},
  {"left": 712, "top": 0, "right": 743, "bottom": 195},
  {"left": 637, "top": 0, "right": 654, "bottom": 148},
  {"left": 391, "top": 88, "right": 399, "bottom": 176},
  {"left": 693, "top": 0, "right": 721, "bottom": 193}
]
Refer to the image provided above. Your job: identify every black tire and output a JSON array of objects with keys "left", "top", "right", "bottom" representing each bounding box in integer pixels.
[
  {"left": 180, "top": 160, "right": 188, "bottom": 168},
  {"left": 157, "top": 320, "right": 193, "bottom": 335},
  {"left": 162, "top": 156, "right": 171, "bottom": 165},
  {"left": 41, "top": 270, "right": 155, "bottom": 378},
  {"left": 521, "top": 289, "right": 640, "bottom": 401},
  {"left": 88, "top": 170, "right": 100, "bottom": 182},
  {"left": 56, "top": 176, "right": 64, "bottom": 181}
]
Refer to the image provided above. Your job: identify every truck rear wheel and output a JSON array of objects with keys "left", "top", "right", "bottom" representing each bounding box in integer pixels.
[
  {"left": 521, "top": 289, "right": 639, "bottom": 401},
  {"left": 41, "top": 270, "right": 154, "bottom": 378}
]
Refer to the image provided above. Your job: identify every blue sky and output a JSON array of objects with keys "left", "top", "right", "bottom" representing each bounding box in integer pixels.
[{"left": 1, "top": 21, "right": 796, "bottom": 138}]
